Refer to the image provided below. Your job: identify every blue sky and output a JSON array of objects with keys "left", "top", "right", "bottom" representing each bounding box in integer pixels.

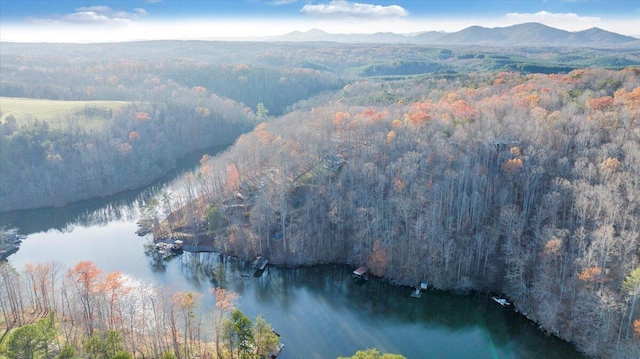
[{"left": 1, "top": 0, "right": 638, "bottom": 42}]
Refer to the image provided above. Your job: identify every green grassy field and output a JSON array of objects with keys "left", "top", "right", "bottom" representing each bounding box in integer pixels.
[{"left": 0, "top": 97, "right": 130, "bottom": 128}]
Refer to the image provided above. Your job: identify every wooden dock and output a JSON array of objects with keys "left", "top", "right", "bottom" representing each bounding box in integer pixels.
[
  {"left": 492, "top": 296, "right": 511, "bottom": 307},
  {"left": 409, "top": 288, "right": 421, "bottom": 298},
  {"left": 0, "top": 227, "right": 23, "bottom": 261},
  {"left": 410, "top": 282, "right": 428, "bottom": 298},
  {"left": 172, "top": 240, "right": 183, "bottom": 250},
  {"left": 269, "top": 342, "right": 284, "bottom": 358}
]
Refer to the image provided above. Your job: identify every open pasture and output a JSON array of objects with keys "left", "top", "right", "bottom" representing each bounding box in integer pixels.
[{"left": 0, "top": 97, "right": 130, "bottom": 128}]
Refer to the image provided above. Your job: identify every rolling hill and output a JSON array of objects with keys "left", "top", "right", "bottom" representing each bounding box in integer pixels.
[{"left": 274, "top": 22, "right": 639, "bottom": 47}]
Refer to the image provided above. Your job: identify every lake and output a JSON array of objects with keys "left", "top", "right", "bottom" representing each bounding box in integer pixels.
[{"left": 0, "top": 147, "right": 586, "bottom": 359}]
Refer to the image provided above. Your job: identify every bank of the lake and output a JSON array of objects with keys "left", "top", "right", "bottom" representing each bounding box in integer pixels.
[
  {"left": 6, "top": 221, "right": 586, "bottom": 359},
  {"left": 0, "top": 148, "right": 587, "bottom": 359},
  {"left": 0, "top": 145, "right": 228, "bottom": 235}
]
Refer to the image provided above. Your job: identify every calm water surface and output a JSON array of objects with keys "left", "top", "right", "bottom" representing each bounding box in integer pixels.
[{"left": 1, "top": 148, "right": 586, "bottom": 359}]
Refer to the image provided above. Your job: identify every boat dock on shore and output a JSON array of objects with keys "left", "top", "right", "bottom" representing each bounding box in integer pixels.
[
  {"left": 1, "top": 227, "right": 23, "bottom": 261},
  {"left": 352, "top": 266, "right": 369, "bottom": 281},
  {"left": 410, "top": 282, "right": 428, "bottom": 298},
  {"left": 492, "top": 296, "right": 511, "bottom": 307}
]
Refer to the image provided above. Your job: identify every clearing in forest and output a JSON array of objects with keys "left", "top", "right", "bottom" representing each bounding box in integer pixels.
[{"left": 0, "top": 97, "right": 130, "bottom": 128}]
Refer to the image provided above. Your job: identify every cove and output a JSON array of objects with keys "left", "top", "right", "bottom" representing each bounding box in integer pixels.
[{"left": 1, "top": 148, "right": 586, "bottom": 359}]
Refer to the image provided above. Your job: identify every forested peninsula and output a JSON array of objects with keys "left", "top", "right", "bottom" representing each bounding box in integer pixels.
[
  {"left": 2, "top": 40, "right": 640, "bottom": 358},
  {"left": 153, "top": 68, "right": 640, "bottom": 358}
]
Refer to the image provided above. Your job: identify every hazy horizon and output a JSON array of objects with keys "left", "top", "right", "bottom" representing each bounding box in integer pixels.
[{"left": 1, "top": 0, "right": 638, "bottom": 43}]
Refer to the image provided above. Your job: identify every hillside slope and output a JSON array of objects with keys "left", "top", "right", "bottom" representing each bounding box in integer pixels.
[{"left": 160, "top": 68, "right": 640, "bottom": 359}]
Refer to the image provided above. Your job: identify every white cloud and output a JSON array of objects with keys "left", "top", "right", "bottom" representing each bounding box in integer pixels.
[
  {"left": 144, "top": 0, "right": 162, "bottom": 3},
  {"left": 270, "top": 0, "right": 299, "bottom": 5},
  {"left": 502, "top": 11, "right": 602, "bottom": 31},
  {"left": 27, "top": 5, "right": 148, "bottom": 25},
  {"left": 301, "top": 0, "right": 408, "bottom": 18},
  {"left": 64, "top": 11, "right": 119, "bottom": 24},
  {"left": 135, "top": 8, "right": 149, "bottom": 16},
  {"left": 75, "top": 6, "right": 113, "bottom": 13}
]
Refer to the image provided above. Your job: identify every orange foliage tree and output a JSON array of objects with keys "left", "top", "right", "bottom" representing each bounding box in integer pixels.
[
  {"left": 67, "top": 261, "right": 103, "bottom": 335},
  {"left": 407, "top": 100, "right": 434, "bottom": 126},
  {"left": 362, "top": 108, "right": 384, "bottom": 121},
  {"left": 128, "top": 131, "right": 140, "bottom": 142},
  {"left": 451, "top": 99, "right": 477, "bottom": 121},
  {"left": 578, "top": 266, "right": 604, "bottom": 285},
  {"left": 368, "top": 240, "right": 390, "bottom": 277},
  {"left": 587, "top": 96, "right": 614, "bottom": 111},
  {"left": 600, "top": 157, "right": 621, "bottom": 174},
  {"left": 333, "top": 111, "right": 350, "bottom": 129},
  {"left": 101, "top": 271, "right": 131, "bottom": 329},
  {"left": 502, "top": 158, "right": 523, "bottom": 174},
  {"left": 614, "top": 87, "right": 640, "bottom": 117},
  {"left": 135, "top": 111, "right": 151, "bottom": 123},
  {"left": 107, "top": 76, "right": 118, "bottom": 86},
  {"left": 172, "top": 291, "right": 203, "bottom": 358},
  {"left": 225, "top": 163, "right": 240, "bottom": 193},
  {"left": 23, "top": 262, "right": 56, "bottom": 312},
  {"left": 192, "top": 86, "right": 207, "bottom": 95},
  {"left": 386, "top": 130, "right": 396, "bottom": 145},
  {"left": 211, "top": 287, "right": 238, "bottom": 357}
]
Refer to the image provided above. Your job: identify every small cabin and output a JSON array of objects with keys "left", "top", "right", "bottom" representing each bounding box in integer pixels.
[
  {"left": 352, "top": 266, "right": 369, "bottom": 280},
  {"left": 324, "top": 155, "right": 346, "bottom": 171}
]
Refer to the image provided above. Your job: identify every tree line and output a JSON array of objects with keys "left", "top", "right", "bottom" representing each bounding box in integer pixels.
[
  {"left": 0, "top": 260, "right": 281, "bottom": 359},
  {"left": 0, "top": 259, "right": 393, "bottom": 358},
  {"left": 0, "top": 42, "right": 345, "bottom": 211},
  {"left": 158, "top": 68, "right": 640, "bottom": 358},
  {"left": 0, "top": 91, "right": 255, "bottom": 211},
  {"left": 1, "top": 41, "right": 635, "bottom": 212}
]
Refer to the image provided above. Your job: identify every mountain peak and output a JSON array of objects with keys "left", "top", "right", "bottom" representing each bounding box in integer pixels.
[
  {"left": 305, "top": 28, "right": 329, "bottom": 35},
  {"left": 274, "top": 22, "right": 638, "bottom": 47}
]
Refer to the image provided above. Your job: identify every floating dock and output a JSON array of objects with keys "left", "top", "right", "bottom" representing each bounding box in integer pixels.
[
  {"left": 268, "top": 331, "right": 284, "bottom": 358},
  {"left": 492, "top": 296, "right": 511, "bottom": 307},
  {"left": 269, "top": 342, "right": 285, "bottom": 358},
  {"left": 410, "top": 282, "right": 428, "bottom": 298},
  {"left": 0, "top": 227, "right": 23, "bottom": 261},
  {"left": 153, "top": 239, "right": 184, "bottom": 259},
  {"left": 410, "top": 288, "right": 421, "bottom": 298}
]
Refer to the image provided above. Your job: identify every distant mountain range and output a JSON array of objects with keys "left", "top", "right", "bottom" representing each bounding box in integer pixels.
[{"left": 273, "top": 23, "right": 639, "bottom": 47}]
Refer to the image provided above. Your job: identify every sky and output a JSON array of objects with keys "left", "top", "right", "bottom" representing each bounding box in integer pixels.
[{"left": 0, "top": 0, "right": 638, "bottom": 43}]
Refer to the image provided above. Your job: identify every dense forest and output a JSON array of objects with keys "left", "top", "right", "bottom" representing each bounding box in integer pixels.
[
  {"left": 2, "top": 40, "right": 640, "bottom": 358},
  {"left": 1, "top": 41, "right": 638, "bottom": 211},
  {"left": 0, "top": 42, "right": 346, "bottom": 211},
  {"left": 0, "top": 96, "right": 254, "bottom": 211},
  {"left": 150, "top": 68, "right": 640, "bottom": 358}
]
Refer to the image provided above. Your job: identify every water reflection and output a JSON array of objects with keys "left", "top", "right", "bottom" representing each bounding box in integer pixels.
[
  {"left": 0, "top": 146, "right": 226, "bottom": 236},
  {"left": 7, "top": 220, "right": 586, "bottom": 359},
  {"left": 176, "top": 252, "right": 585, "bottom": 359}
]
